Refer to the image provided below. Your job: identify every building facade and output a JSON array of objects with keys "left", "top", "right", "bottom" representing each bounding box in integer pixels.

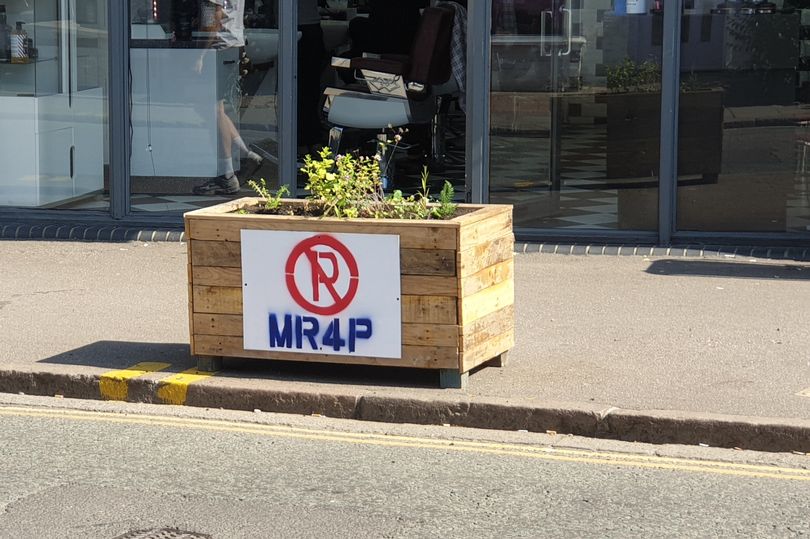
[{"left": 0, "top": 0, "right": 808, "bottom": 246}]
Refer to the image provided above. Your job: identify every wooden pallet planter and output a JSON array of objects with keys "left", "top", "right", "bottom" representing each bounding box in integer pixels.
[{"left": 184, "top": 198, "right": 514, "bottom": 388}]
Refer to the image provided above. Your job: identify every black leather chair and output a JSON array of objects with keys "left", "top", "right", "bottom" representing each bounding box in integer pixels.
[{"left": 322, "top": 4, "right": 461, "bottom": 185}]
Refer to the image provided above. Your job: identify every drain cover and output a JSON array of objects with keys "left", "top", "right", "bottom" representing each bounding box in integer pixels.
[{"left": 114, "top": 529, "right": 212, "bottom": 539}]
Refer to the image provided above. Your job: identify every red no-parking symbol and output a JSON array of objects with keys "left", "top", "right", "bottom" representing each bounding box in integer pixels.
[{"left": 285, "top": 235, "right": 359, "bottom": 316}]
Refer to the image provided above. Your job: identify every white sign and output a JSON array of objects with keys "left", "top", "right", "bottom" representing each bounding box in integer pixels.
[
  {"left": 241, "top": 230, "right": 402, "bottom": 358},
  {"left": 626, "top": 0, "right": 647, "bottom": 14}
]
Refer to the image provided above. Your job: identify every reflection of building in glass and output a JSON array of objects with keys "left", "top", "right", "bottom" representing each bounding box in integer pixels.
[{"left": 0, "top": 0, "right": 808, "bottom": 242}]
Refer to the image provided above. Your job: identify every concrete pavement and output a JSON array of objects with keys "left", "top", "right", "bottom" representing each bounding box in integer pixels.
[{"left": 1, "top": 239, "right": 809, "bottom": 452}]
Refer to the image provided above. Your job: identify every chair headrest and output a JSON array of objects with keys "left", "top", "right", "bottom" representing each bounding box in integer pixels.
[{"left": 407, "top": 6, "right": 455, "bottom": 86}]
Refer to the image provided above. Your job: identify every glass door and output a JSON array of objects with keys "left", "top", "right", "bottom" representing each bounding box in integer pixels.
[
  {"left": 675, "top": 1, "right": 810, "bottom": 237},
  {"left": 488, "top": 0, "right": 663, "bottom": 232},
  {"left": 0, "top": 0, "right": 109, "bottom": 210},
  {"left": 127, "top": 0, "right": 279, "bottom": 212}
]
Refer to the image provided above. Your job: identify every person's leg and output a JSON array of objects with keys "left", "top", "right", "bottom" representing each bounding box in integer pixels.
[
  {"left": 297, "top": 23, "right": 327, "bottom": 151},
  {"left": 193, "top": 99, "right": 240, "bottom": 195},
  {"left": 217, "top": 100, "right": 237, "bottom": 179}
]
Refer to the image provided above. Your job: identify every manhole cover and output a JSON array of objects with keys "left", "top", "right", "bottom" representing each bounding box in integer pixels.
[{"left": 114, "top": 529, "right": 212, "bottom": 539}]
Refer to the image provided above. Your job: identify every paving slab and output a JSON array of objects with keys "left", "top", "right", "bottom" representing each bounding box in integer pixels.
[{"left": 1, "top": 240, "right": 809, "bottom": 451}]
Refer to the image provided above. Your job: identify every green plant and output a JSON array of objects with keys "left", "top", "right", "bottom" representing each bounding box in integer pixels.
[
  {"left": 298, "top": 148, "right": 458, "bottom": 220},
  {"left": 247, "top": 178, "right": 289, "bottom": 212},
  {"left": 606, "top": 58, "right": 661, "bottom": 93},
  {"left": 301, "top": 148, "right": 380, "bottom": 218},
  {"left": 607, "top": 58, "right": 714, "bottom": 94},
  {"left": 432, "top": 180, "right": 457, "bottom": 220}
]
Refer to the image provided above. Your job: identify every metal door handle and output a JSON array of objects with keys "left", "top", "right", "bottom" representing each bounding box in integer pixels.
[
  {"left": 541, "top": 10, "right": 552, "bottom": 56},
  {"left": 559, "top": 7, "right": 572, "bottom": 56}
]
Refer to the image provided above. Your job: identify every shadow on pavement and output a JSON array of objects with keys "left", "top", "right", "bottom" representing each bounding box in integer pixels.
[
  {"left": 646, "top": 260, "right": 810, "bottom": 280},
  {"left": 38, "top": 341, "right": 439, "bottom": 389}
]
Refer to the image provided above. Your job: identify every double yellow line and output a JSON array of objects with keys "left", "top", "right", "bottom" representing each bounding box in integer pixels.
[
  {"left": 99, "top": 362, "right": 216, "bottom": 405},
  {"left": 1, "top": 405, "right": 809, "bottom": 482}
]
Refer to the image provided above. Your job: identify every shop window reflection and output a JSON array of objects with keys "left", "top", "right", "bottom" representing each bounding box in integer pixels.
[
  {"left": 128, "top": 0, "right": 279, "bottom": 212},
  {"left": 489, "top": 0, "right": 662, "bottom": 231},
  {"left": 676, "top": 1, "right": 810, "bottom": 235},
  {"left": 317, "top": 0, "right": 467, "bottom": 201},
  {"left": 0, "top": 0, "right": 109, "bottom": 210}
]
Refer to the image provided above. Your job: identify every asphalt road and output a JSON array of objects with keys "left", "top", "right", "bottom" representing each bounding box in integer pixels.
[{"left": 1, "top": 395, "right": 809, "bottom": 538}]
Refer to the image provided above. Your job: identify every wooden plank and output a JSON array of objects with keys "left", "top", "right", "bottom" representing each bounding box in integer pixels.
[
  {"left": 184, "top": 197, "right": 255, "bottom": 217},
  {"left": 193, "top": 266, "right": 242, "bottom": 288},
  {"left": 401, "top": 275, "right": 458, "bottom": 297},
  {"left": 461, "top": 329, "right": 515, "bottom": 373},
  {"left": 460, "top": 304, "right": 515, "bottom": 352},
  {"left": 186, "top": 232, "right": 196, "bottom": 352},
  {"left": 187, "top": 214, "right": 458, "bottom": 250},
  {"left": 458, "top": 232, "right": 514, "bottom": 276},
  {"left": 193, "top": 292, "right": 456, "bottom": 322},
  {"left": 190, "top": 240, "right": 241, "bottom": 268},
  {"left": 459, "top": 278, "right": 514, "bottom": 325},
  {"left": 188, "top": 242, "right": 458, "bottom": 277},
  {"left": 194, "top": 335, "right": 459, "bottom": 369},
  {"left": 453, "top": 204, "right": 512, "bottom": 226},
  {"left": 191, "top": 291, "right": 456, "bottom": 322},
  {"left": 401, "top": 249, "right": 457, "bottom": 276},
  {"left": 193, "top": 313, "right": 243, "bottom": 336},
  {"left": 193, "top": 314, "right": 459, "bottom": 348},
  {"left": 402, "top": 323, "right": 460, "bottom": 347},
  {"left": 187, "top": 283, "right": 196, "bottom": 353},
  {"left": 192, "top": 286, "right": 242, "bottom": 314},
  {"left": 402, "top": 295, "right": 457, "bottom": 324},
  {"left": 458, "top": 206, "right": 513, "bottom": 248},
  {"left": 461, "top": 259, "right": 514, "bottom": 298}
]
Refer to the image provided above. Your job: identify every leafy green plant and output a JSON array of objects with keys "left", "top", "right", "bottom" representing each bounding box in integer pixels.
[
  {"left": 432, "top": 180, "right": 457, "bottom": 220},
  {"left": 606, "top": 58, "right": 661, "bottom": 93},
  {"left": 243, "top": 142, "right": 458, "bottom": 220},
  {"left": 298, "top": 148, "right": 458, "bottom": 220},
  {"left": 607, "top": 58, "right": 714, "bottom": 94},
  {"left": 301, "top": 149, "right": 380, "bottom": 218},
  {"left": 247, "top": 178, "right": 289, "bottom": 212}
]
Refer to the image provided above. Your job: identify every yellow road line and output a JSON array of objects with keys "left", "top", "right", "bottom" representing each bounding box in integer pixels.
[
  {"left": 797, "top": 388, "right": 810, "bottom": 398},
  {"left": 0, "top": 406, "right": 808, "bottom": 482},
  {"left": 99, "top": 362, "right": 172, "bottom": 401},
  {"left": 155, "top": 368, "right": 216, "bottom": 405}
]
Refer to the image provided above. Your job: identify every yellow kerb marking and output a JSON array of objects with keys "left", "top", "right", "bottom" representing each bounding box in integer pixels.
[
  {"left": 99, "top": 362, "right": 171, "bottom": 401},
  {"left": 156, "top": 368, "right": 216, "bottom": 405}
]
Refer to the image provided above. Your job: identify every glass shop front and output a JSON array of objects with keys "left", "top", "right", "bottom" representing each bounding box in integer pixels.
[{"left": 0, "top": 0, "right": 808, "bottom": 244}]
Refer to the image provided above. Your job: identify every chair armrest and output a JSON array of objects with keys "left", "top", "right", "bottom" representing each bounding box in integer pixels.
[
  {"left": 351, "top": 57, "right": 410, "bottom": 76},
  {"left": 380, "top": 54, "right": 410, "bottom": 63},
  {"left": 331, "top": 56, "right": 352, "bottom": 69}
]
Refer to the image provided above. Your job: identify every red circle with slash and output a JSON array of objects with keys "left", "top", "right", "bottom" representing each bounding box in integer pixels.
[{"left": 285, "top": 235, "right": 359, "bottom": 316}]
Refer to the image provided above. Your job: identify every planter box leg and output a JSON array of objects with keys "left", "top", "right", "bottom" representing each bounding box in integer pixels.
[
  {"left": 439, "top": 369, "right": 468, "bottom": 389},
  {"left": 489, "top": 352, "right": 509, "bottom": 368},
  {"left": 196, "top": 355, "right": 223, "bottom": 372}
]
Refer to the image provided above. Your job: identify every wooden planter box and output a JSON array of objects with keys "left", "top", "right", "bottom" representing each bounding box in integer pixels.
[
  {"left": 184, "top": 198, "right": 514, "bottom": 388},
  {"left": 597, "top": 89, "right": 724, "bottom": 180}
]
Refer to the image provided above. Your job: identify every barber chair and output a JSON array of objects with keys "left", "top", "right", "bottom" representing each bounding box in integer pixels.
[{"left": 322, "top": 5, "right": 460, "bottom": 188}]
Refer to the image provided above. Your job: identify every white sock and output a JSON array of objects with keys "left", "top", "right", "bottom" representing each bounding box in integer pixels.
[
  {"left": 220, "top": 158, "right": 235, "bottom": 178},
  {"left": 235, "top": 137, "right": 262, "bottom": 162},
  {"left": 233, "top": 136, "right": 249, "bottom": 154}
]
